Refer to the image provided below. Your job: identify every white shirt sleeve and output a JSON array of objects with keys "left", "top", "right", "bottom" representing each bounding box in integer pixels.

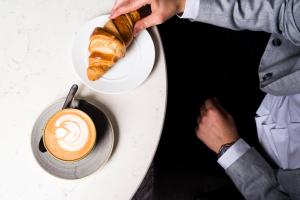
[
  {"left": 217, "top": 138, "right": 251, "bottom": 170},
  {"left": 179, "top": 0, "right": 200, "bottom": 19}
]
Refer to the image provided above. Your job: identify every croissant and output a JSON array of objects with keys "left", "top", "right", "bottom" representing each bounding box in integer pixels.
[{"left": 87, "top": 11, "right": 140, "bottom": 81}]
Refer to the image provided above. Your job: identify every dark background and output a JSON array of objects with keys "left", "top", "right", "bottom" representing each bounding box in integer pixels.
[{"left": 153, "top": 16, "right": 270, "bottom": 199}]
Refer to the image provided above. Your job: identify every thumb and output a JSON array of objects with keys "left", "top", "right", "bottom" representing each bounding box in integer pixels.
[
  {"left": 211, "top": 98, "right": 229, "bottom": 116},
  {"left": 205, "top": 98, "right": 225, "bottom": 111},
  {"left": 133, "top": 13, "right": 162, "bottom": 36}
]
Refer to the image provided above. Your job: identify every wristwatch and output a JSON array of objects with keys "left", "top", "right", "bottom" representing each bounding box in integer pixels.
[{"left": 217, "top": 142, "right": 235, "bottom": 158}]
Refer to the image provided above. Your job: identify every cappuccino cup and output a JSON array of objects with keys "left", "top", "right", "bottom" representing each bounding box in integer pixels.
[{"left": 43, "top": 107, "right": 96, "bottom": 161}]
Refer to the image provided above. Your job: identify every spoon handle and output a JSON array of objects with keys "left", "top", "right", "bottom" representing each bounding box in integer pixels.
[
  {"left": 62, "top": 84, "right": 78, "bottom": 109},
  {"left": 39, "top": 84, "right": 79, "bottom": 153}
]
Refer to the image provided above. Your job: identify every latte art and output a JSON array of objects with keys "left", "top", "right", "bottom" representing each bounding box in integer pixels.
[
  {"left": 44, "top": 109, "right": 96, "bottom": 161},
  {"left": 55, "top": 114, "right": 89, "bottom": 152}
]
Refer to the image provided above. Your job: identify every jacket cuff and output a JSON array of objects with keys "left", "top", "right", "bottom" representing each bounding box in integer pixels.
[{"left": 217, "top": 138, "right": 251, "bottom": 170}]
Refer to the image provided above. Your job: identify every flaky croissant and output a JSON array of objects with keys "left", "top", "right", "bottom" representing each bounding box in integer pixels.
[{"left": 87, "top": 11, "right": 140, "bottom": 81}]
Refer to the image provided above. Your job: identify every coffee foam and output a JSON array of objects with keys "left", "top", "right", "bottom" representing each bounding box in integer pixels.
[
  {"left": 44, "top": 109, "right": 96, "bottom": 161},
  {"left": 54, "top": 114, "right": 89, "bottom": 152}
]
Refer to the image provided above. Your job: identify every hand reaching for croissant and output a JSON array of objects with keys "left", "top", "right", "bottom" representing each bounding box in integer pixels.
[{"left": 110, "top": 0, "right": 186, "bottom": 36}]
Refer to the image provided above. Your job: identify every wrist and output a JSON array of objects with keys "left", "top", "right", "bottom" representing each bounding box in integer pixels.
[
  {"left": 217, "top": 141, "right": 236, "bottom": 158},
  {"left": 217, "top": 139, "right": 251, "bottom": 169}
]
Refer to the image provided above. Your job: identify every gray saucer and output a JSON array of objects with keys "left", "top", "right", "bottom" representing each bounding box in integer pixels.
[{"left": 31, "top": 98, "right": 114, "bottom": 179}]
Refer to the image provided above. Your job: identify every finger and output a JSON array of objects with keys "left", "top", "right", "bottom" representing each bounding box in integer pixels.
[
  {"left": 211, "top": 97, "right": 228, "bottom": 115},
  {"left": 205, "top": 98, "right": 216, "bottom": 110},
  {"left": 200, "top": 105, "right": 206, "bottom": 116},
  {"left": 195, "top": 126, "right": 201, "bottom": 139},
  {"left": 133, "top": 13, "right": 162, "bottom": 36},
  {"left": 196, "top": 114, "right": 202, "bottom": 125},
  {"left": 205, "top": 98, "right": 225, "bottom": 111},
  {"left": 110, "top": 0, "right": 148, "bottom": 19},
  {"left": 111, "top": 0, "right": 123, "bottom": 12}
]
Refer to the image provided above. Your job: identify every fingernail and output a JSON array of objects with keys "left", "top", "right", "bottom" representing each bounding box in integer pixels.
[
  {"left": 110, "top": 10, "right": 116, "bottom": 18},
  {"left": 133, "top": 29, "right": 139, "bottom": 37}
]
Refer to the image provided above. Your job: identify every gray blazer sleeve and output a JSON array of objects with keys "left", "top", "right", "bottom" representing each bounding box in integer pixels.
[
  {"left": 226, "top": 148, "right": 290, "bottom": 200},
  {"left": 193, "top": 0, "right": 300, "bottom": 45}
]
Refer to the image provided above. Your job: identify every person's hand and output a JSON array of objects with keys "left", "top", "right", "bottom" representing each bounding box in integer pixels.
[
  {"left": 196, "top": 98, "right": 240, "bottom": 154},
  {"left": 110, "top": 0, "right": 186, "bottom": 36}
]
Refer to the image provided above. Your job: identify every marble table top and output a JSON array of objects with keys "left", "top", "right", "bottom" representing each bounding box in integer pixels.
[{"left": 0, "top": 0, "right": 166, "bottom": 199}]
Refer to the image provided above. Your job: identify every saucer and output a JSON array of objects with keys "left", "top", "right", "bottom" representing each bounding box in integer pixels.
[{"left": 31, "top": 99, "right": 114, "bottom": 179}]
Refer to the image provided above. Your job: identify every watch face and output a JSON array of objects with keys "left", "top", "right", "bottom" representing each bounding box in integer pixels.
[{"left": 218, "top": 143, "right": 234, "bottom": 158}]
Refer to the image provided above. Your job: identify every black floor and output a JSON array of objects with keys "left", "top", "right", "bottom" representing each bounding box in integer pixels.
[{"left": 153, "top": 16, "right": 270, "bottom": 200}]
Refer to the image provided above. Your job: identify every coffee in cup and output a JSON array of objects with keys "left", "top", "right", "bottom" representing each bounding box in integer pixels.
[{"left": 43, "top": 108, "right": 96, "bottom": 161}]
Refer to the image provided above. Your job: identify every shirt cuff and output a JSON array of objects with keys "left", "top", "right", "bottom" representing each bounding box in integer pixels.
[
  {"left": 217, "top": 138, "right": 251, "bottom": 170},
  {"left": 178, "top": 0, "right": 200, "bottom": 19}
]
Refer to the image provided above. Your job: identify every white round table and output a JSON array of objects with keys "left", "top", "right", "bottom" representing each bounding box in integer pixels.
[{"left": 0, "top": 0, "right": 167, "bottom": 199}]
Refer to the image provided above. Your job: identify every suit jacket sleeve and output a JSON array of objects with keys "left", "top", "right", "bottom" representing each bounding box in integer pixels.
[
  {"left": 193, "top": 0, "right": 300, "bottom": 45},
  {"left": 226, "top": 148, "right": 290, "bottom": 200}
]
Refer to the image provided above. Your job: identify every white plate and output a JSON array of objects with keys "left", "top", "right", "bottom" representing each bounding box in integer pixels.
[{"left": 72, "top": 15, "right": 155, "bottom": 94}]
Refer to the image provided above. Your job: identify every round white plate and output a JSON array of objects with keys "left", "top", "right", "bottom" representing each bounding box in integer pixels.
[{"left": 72, "top": 15, "right": 155, "bottom": 94}]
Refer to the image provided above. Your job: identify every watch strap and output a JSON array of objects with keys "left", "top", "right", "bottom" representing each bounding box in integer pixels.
[{"left": 218, "top": 142, "right": 235, "bottom": 158}]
